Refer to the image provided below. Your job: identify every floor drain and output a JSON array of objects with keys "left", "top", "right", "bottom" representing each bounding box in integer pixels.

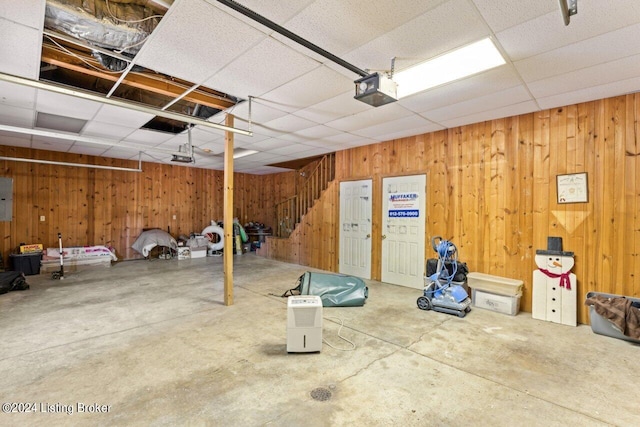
[{"left": 310, "top": 387, "right": 332, "bottom": 401}]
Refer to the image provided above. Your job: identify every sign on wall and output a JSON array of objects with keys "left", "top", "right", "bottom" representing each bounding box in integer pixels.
[{"left": 388, "top": 192, "right": 419, "bottom": 218}]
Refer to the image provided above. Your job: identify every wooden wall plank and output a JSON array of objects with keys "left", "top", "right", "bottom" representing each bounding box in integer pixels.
[
  {"left": 258, "top": 93, "right": 640, "bottom": 324},
  {"left": 0, "top": 145, "right": 290, "bottom": 264},
  {"left": 3, "top": 92, "right": 640, "bottom": 325}
]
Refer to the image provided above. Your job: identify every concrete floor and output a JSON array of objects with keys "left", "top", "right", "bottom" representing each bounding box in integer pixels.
[{"left": 0, "top": 253, "right": 637, "bottom": 426}]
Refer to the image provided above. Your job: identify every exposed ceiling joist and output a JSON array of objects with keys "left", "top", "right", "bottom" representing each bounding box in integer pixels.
[
  {"left": 41, "top": 45, "right": 236, "bottom": 111},
  {"left": 0, "top": 72, "right": 252, "bottom": 136}
]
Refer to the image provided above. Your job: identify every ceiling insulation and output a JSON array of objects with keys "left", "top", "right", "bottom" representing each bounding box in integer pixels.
[
  {"left": 40, "top": 0, "right": 240, "bottom": 135},
  {"left": 44, "top": 0, "right": 161, "bottom": 55}
]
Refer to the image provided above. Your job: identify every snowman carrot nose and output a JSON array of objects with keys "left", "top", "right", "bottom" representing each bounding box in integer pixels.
[{"left": 552, "top": 261, "right": 562, "bottom": 267}]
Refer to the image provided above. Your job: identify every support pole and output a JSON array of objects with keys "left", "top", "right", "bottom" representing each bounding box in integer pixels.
[{"left": 223, "top": 114, "right": 234, "bottom": 305}]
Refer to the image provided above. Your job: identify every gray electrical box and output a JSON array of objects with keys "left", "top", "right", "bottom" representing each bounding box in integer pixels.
[{"left": 0, "top": 178, "right": 13, "bottom": 222}]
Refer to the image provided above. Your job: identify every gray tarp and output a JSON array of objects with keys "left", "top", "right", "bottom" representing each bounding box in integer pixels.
[
  {"left": 132, "top": 229, "right": 178, "bottom": 257},
  {"left": 296, "top": 272, "right": 368, "bottom": 307}
]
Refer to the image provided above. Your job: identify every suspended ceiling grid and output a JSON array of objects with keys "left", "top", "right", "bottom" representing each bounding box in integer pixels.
[{"left": 0, "top": 0, "right": 639, "bottom": 174}]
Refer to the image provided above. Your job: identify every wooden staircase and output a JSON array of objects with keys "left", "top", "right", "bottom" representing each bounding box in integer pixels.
[{"left": 274, "top": 153, "right": 335, "bottom": 238}]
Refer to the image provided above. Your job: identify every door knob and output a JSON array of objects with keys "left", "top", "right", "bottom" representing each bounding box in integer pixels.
[
  {"left": 382, "top": 234, "right": 387, "bottom": 240},
  {"left": 366, "top": 234, "right": 371, "bottom": 238}
]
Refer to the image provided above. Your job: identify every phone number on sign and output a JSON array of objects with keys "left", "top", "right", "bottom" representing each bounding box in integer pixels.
[{"left": 388, "top": 210, "right": 419, "bottom": 218}]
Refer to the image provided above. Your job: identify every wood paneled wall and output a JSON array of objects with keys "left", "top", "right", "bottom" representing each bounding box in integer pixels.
[
  {"left": 260, "top": 180, "right": 338, "bottom": 272},
  {"left": 260, "top": 93, "right": 640, "bottom": 324},
  {"left": 0, "top": 146, "right": 296, "bottom": 261}
]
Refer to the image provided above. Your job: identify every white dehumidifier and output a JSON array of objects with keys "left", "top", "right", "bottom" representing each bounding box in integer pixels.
[{"left": 287, "top": 295, "right": 323, "bottom": 353}]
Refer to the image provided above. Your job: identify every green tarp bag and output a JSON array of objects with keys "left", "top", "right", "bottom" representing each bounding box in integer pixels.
[{"left": 291, "top": 271, "right": 368, "bottom": 307}]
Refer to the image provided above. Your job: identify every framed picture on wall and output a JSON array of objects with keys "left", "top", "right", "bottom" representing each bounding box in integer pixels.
[{"left": 557, "top": 172, "right": 588, "bottom": 204}]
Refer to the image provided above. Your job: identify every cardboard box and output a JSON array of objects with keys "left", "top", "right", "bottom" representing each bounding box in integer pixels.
[
  {"left": 472, "top": 288, "right": 521, "bottom": 316},
  {"left": 19, "top": 243, "right": 43, "bottom": 254}
]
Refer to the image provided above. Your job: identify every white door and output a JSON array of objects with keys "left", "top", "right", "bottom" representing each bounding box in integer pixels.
[
  {"left": 339, "top": 179, "right": 372, "bottom": 279},
  {"left": 381, "top": 174, "right": 426, "bottom": 288}
]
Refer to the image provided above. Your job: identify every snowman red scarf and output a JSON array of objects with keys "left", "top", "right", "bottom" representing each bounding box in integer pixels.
[{"left": 538, "top": 269, "right": 571, "bottom": 290}]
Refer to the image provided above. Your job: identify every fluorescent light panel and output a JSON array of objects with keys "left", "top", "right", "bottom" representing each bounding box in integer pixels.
[
  {"left": 233, "top": 148, "right": 258, "bottom": 159},
  {"left": 394, "top": 38, "right": 506, "bottom": 98},
  {"left": 213, "top": 148, "right": 259, "bottom": 159}
]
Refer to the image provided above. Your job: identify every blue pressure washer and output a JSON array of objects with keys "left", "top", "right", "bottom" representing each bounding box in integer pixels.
[{"left": 417, "top": 237, "right": 471, "bottom": 318}]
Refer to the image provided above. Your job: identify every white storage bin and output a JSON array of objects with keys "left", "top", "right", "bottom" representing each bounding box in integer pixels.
[
  {"left": 472, "top": 288, "right": 521, "bottom": 316},
  {"left": 190, "top": 247, "right": 207, "bottom": 258},
  {"left": 467, "top": 272, "right": 523, "bottom": 296}
]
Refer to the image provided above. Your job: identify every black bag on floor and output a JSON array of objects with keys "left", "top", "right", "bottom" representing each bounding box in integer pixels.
[
  {"left": 0, "top": 271, "right": 29, "bottom": 294},
  {"left": 426, "top": 258, "right": 469, "bottom": 282}
]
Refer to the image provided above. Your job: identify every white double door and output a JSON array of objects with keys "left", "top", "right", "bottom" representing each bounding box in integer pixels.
[{"left": 339, "top": 175, "right": 426, "bottom": 289}]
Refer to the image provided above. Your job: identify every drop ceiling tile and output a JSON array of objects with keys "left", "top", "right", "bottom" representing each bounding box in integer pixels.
[
  {"left": 472, "top": 0, "right": 557, "bottom": 33},
  {"left": 82, "top": 121, "right": 136, "bottom": 140},
  {"left": 293, "top": 146, "right": 334, "bottom": 156},
  {"left": 325, "top": 103, "right": 412, "bottom": 132},
  {"left": 35, "top": 112, "right": 87, "bottom": 133},
  {"left": 0, "top": 19, "right": 42, "bottom": 79},
  {"left": 340, "top": 136, "right": 384, "bottom": 148},
  {"left": 233, "top": 132, "right": 270, "bottom": 147},
  {"left": 31, "top": 136, "right": 74, "bottom": 152},
  {"left": 0, "top": 0, "right": 44, "bottom": 29},
  {"left": 245, "top": 138, "right": 292, "bottom": 151},
  {"left": 376, "top": 123, "right": 446, "bottom": 142},
  {"left": 268, "top": 143, "right": 316, "bottom": 156},
  {"left": 528, "top": 54, "right": 640, "bottom": 99},
  {"left": 322, "top": 132, "right": 377, "bottom": 145},
  {"left": 196, "top": 141, "right": 225, "bottom": 155},
  {"left": 239, "top": 152, "right": 280, "bottom": 162},
  {"left": 398, "top": 66, "right": 520, "bottom": 113},
  {"left": 0, "top": 104, "right": 35, "bottom": 127},
  {"left": 135, "top": 0, "right": 267, "bottom": 83},
  {"left": 282, "top": 0, "right": 448, "bottom": 58},
  {"left": 422, "top": 85, "right": 532, "bottom": 123},
  {"left": 294, "top": 90, "right": 370, "bottom": 124},
  {"left": 279, "top": 125, "right": 343, "bottom": 143},
  {"left": 537, "top": 76, "right": 640, "bottom": 110},
  {"left": 515, "top": 22, "right": 640, "bottom": 83},
  {"left": 0, "top": 132, "right": 32, "bottom": 147},
  {"left": 210, "top": 0, "right": 315, "bottom": 24},
  {"left": 0, "top": 81, "right": 36, "bottom": 109},
  {"left": 153, "top": 135, "right": 191, "bottom": 152},
  {"left": 126, "top": 129, "right": 174, "bottom": 145},
  {"left": 352, "top": 115, "right": 441, "bottom": 139},
  {"left": 92, "top": 105, "right": 155, "bottom": 128},
  {"left": 181, "top": 127, "right": 222, "bottom": 144},
  {"left": 260, "top": 66, "right": 355, "bottom": 113},
  {"left": 103, "top": 147, "right": 144, "bottom": 160},
  {"left": 298, "top": 138, "right": 351, "bottom": 150},
  {"left": 249, "top": 122, "right": 302, "bottom": 139},
  {"left": 222, "top": 100, "right": 289, "bottom": 125},
  {"left": 36, "top": 90, "right": 102, "bottom": 121},
  {"left": 344, "top": 0, "right": 488, "bottom": 74},
  {"left": 204, "top": 37, "right": 319, "bottom": 99},
  {"left": 438, "top": 100, "right": 539, "bottom": 128},
  {"left": 261, "top": 114, "right": 318, "bottom": 135},
  {"left": 70, "top": 143, "right": 108, "bottom": 157},
  {"left": 496, "top": 0, "right": 640, "bottom": 61}
]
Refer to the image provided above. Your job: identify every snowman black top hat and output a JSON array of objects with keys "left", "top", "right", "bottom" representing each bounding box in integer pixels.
[{"left": 536, "top": 236, "right": 574, "bottom": 257}]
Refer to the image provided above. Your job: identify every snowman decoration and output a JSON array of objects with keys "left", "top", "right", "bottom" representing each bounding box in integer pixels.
[{"left": 532, "top": 237, "right": 576, "bottom": 326}]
